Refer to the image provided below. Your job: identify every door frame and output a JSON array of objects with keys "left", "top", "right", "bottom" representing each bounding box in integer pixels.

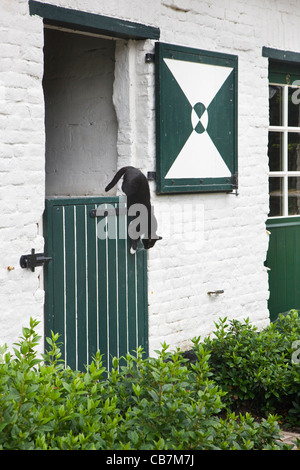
[
  {"left": 33, "top": 0, "right": 160, "bottom": 363},
  {"left": 29, "top": 0, "right": 160, "bottom": 40}
]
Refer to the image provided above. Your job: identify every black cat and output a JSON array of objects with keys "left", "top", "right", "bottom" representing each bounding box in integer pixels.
[{"left": 105, "top": 166, "right": 162, "bottom": 253}]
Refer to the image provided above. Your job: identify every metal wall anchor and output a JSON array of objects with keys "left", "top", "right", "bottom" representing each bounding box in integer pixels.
[{"left": 207, "top": 290, "right": 224, "bottom": 296}]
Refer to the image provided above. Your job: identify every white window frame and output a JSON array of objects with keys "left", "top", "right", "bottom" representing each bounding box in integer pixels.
[{"left": 269, "top": 82, "right": 300, "bottom": 218}]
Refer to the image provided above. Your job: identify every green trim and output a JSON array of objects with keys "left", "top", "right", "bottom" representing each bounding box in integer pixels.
[
  {"left": 155, "top": 42, "right": 238, "bottom": 194},
  {"left": 157, "top": 42, "right": 239, "bottom": 65},
  {"left": 266, "top": 216, "right": 300, "bottom": 228},
  {"left": 263, "top": 47, "right": 300, "bottom": 84},
  {"left": 263, "top": 46, "right": 300, "bottom": 64},
  {"left": 269, "top": 60, "right": 300, "bottom": 85},
  {"left": 45, "top": 196, "right": 119, "bottom": 207},
  {"left": 158, "top": 178, "right": 235, "bottom": 194},
  {"left": 29, "top": 0, "right": 160, "bottom": 40}
]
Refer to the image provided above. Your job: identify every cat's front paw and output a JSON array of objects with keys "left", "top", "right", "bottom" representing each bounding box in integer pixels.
[{"left": 130, "top": 246, "right": 137, "bottom": 255}]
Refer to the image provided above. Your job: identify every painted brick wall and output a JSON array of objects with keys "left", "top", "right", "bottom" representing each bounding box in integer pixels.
[
  {"left": 1, "top": 0, "right": 300, "bottom": 355},
  {"left": 0, "top": 0, "right": 45, "bottom": 348}
]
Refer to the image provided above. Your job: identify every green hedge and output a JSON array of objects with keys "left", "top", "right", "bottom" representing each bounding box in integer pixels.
[
  {"left": 204, "top": 311, "right": 300, "bottom": 424},
  {"left": 0, "top": 316, "right": 298, "bottom": 450}
]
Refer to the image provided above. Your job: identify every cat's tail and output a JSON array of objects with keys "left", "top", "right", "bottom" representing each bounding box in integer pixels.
[{"left": 105, "top": 166, "right": 130, "bottom": 192}]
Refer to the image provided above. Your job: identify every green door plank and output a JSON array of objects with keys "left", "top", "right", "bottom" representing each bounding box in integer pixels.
[
  {"left": 75, "top": 204, "right": 88, "bottom": 369},
  {"left": 137, "top": 250, "right": 148, "bottom": 356},
  {"left": 117, "top": 204, "right": 128, "bottom": 366},
  {"left": 86, "top": 203, "right": 99, "bottom": 364},
  {"left": 52, "top": 206, "right": 65, "bottom": 350},
  {"left": 285, "top": 227, "right": 295, "bottom": 309},
  {"left": 97, "top": 209, "right": 109, "bottom": 371},
  {"left": 127, "top": 251, "right": 137, "bottom": 354},
  {"left": 43, "top": 201, "right": 55, "bottom": 344},
  {"left": 107, "top": 203, "right": 118, "bottom": 370},
  {"left": 64, "top": 205, "right": 76, "bottom": 370}
]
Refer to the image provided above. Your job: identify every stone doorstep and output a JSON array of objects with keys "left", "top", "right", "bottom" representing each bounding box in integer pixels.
[{"left": 279, "top": 431, "right": 300, "bottom": 450}]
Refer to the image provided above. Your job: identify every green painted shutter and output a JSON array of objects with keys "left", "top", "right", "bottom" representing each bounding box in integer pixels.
[
  {"left": 155, "top": 42, "right": 238, "bottom": 194},
  {"left": 44, "top": 197, "right": 148, "bottom": 372}
]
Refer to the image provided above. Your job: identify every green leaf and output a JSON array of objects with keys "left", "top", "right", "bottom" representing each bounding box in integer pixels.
[
  {"left": 128, "top": 430, "right": 139, "bottom": 445},
  {"left": 148, "top": 390, "right": 159, "bottom": 402},
  {"left": 62, "top": 382, "right": 72, "bottom": 393},
  {"left": 0, "top": 421, "right": 8, "bottom": 433},
  {"left": 132, "top": 384, "right": 141, "bottom": 398}
]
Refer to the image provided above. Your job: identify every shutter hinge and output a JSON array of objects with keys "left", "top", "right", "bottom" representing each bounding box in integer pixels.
[
  {"left": 145, "top": 53, "right": 155, "bottom": 63},
  {"left": 230, "top": 173, "right": 239, "bottom": 196},
  {"left": 147, "top": 171, "right": 156, "bottom": 181},
  {"left": 232, "top": 172, "right": 238, "bottom": 188}
]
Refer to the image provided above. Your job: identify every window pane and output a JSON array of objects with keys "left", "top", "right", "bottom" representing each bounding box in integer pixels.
[
  {"left": 268, "top": 131, "right": 283, "bottom": 171},
  {"left": 288, "top": 86, "right": 300, "bottom": 127},
  {"left": 288, "top": 177, "right": 300, "bottom": 215},
  {"left": 269, "top": 177, "right": 284, "bottom": 217},
  {"left": 288, "top": 132, "right": 300, "bottom": 171},
  {"left": 269, "top": 85, "right": 283, "bottom": 126}
]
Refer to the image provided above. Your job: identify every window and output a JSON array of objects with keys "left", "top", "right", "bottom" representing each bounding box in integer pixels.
[{"left": 268, "top": 66, "right": 300, "bottom": 217}]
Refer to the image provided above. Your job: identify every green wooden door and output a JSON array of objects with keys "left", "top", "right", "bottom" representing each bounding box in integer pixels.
[
  {"left": 44, "top": 197, "right": 148, "bottom": 371},
  {"left": 266, "top": 60, "right": 300, "bottom": 321},
  {"left": 266, "top": 218, "right": 300, "bottom": 320}
]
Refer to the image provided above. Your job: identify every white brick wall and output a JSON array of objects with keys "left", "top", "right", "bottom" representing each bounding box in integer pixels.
[
  {"left": 1, "top": 0, "right": 300, "bottom": 355},
  {"left": 0, "top": 0, "right": 45, "bottom": 349}
]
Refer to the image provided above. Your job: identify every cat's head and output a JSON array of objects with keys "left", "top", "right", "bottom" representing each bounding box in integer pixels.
[{"left": 142, "top": 235, "right": 162, "bottom": 250}]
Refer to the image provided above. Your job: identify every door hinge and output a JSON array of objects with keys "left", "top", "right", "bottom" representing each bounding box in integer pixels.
[{"left": 20, "top": 248, "right": 52, "bottom": 272}]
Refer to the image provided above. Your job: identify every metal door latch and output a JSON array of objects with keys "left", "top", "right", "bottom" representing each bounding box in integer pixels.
[{"left": 20, "top": 248, "right": 52, "bottom": 272}]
